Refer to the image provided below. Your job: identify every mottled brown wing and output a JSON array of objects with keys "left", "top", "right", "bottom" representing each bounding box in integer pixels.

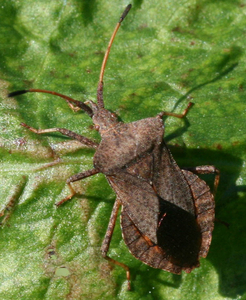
[
  {"left": 121, "top": 201, "right": 202, "bottom": 273},
  {"left": 126, "top": 141, "right": 197, "bottom": 216},
  {"left": 108, "top": 171, "right": 202, "bottom": 273},
  {"left": 119, "top": 170, "right": 214, "bottom": 273},
  {"left": 153, "top": 142, "right": 196, "bottom": 215},
  {"left": 120, "top": 208, "right": 184, "bottom": 275},
  {"left": 149, "top": 142, "right": 215, "bottom": 259},
  {"left": 120, "top": 206, "right": 200, "bottom": 274},
  {"left": 107, "top": 173, "right": 160, "bottom": 244},
  {"left": 108, "top": 140, "right": 214, "bottom": 272}
]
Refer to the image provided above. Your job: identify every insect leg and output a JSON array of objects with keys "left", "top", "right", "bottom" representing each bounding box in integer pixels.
[
  {"left": 21, "top": 123, "right": 98, "bottom": 149},
  {"left": 158, "top": 102, "right": 194, "bottom": 119},
  {"left": 101, "top": 198, "right": 131, "bottom": 290},
  {"left": 183, "top": 165, "right": 220, "bottom": 195},
  {"left": 55, "top": 168, "right": 99, "bottom": 206}
]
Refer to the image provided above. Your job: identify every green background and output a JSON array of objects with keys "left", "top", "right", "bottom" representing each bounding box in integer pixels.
[{"left": 0, "top": 0, "right": 246, "bottom": 299}]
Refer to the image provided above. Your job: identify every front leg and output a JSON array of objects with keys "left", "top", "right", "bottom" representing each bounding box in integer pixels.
[
  {"left": 21, "top": 123, "right": 98, "bottom": 149},
  {"left": 21, "top": 123, "right": 100, "bottom": 205}
]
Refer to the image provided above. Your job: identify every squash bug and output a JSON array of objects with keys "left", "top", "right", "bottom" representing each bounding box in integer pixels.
[{"left": 8, "top": 4, "right": 220, "bottom": 290}]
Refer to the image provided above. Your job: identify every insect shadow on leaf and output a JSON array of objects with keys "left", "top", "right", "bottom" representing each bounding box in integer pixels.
[{"left": 8, "top": 4, "right": 220, "bottom": 290}]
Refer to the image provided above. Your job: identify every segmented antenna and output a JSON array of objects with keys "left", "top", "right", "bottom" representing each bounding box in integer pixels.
[
  {"left": 8, "top": 4, "right": 132, "bottom": 115},
  {"left": 97, "top": 4, "right": 132, "bottom": 108},
  {"left": 8, "top": 89, "right": 93, "bottom": 117}
]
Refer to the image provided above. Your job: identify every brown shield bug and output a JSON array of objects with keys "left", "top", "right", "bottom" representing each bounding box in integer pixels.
[{"left": 8, "top": 4, "right": 220, "bottom": 290}]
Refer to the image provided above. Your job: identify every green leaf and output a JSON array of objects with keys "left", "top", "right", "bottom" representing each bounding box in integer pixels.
[{"left": 0, "top": 1, "right": 246, "bottom": 299}]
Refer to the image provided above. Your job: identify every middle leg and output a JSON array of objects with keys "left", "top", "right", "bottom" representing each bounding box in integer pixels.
[{"left": 56, "top": 168, "right": 99, "bottom": 206}]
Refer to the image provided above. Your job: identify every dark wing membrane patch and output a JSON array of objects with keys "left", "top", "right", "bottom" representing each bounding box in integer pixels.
[
  {"left": 121, "top": 206, "right": 200, "bottom": 274},
  {"left": 156, "top": 196, "right": 201, "bottom": 269},
  {"left": 182, "top": 170, "right": 215, "bottom": 258}
]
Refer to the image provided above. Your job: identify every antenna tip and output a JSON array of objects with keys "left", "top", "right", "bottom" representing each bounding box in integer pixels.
[
  {"left": 8, "top": 90, "right": 29, "bottom": 97},
  {"left": 119, "top": 4, "right": 132, "bottom": 23}
]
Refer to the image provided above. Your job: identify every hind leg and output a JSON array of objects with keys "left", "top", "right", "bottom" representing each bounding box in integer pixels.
[{"left": 101, "top": 198, "right": 131, "bottom": 290}]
